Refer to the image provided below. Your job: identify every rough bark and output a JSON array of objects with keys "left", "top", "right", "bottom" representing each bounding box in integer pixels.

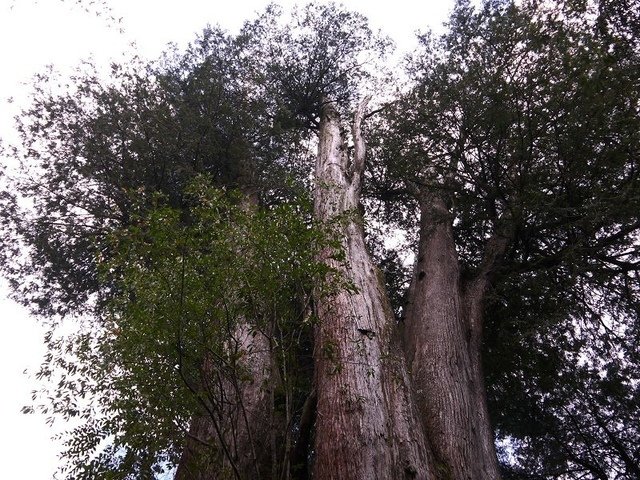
[
  {"left": 174, "top": 101, "right": 506, "bottom": 480},
  {"left": 312, "top": 99, "right": 434, "bottom": 480},
  {"left": 403, "top": 194, "right": 502, "bottom": 480},
  {"left": 175, "top": 327, "right": 277, "bottom": 480}
]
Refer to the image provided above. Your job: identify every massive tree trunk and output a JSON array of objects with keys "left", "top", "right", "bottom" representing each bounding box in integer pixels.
[
  {"left": 175, "top": 102, "right": 505, "bottom": 480},
  {"left": 403, "top": 194, "right": 502, "bottom": 480},
  {"left": 175, "top": 327, "right": 278, "bottom": 480},
  {"left": 311, "top": 99, "right": 434, "bottom": 480}
]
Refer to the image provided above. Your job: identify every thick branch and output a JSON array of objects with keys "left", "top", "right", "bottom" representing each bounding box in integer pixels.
[
  {"left": 469, "top": 219, "right": 514, "bottom": 295},
  {"left": 351, "top": 96, "right": 371, "bottom": 188}
]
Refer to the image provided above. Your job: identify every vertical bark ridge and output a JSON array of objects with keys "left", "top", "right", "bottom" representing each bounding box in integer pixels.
[
  {"left": 403, "top": 196, "right": 501, "bottom": 480},
  {"left": 312, "top": 100, "right": 434, "bottom": 480}
]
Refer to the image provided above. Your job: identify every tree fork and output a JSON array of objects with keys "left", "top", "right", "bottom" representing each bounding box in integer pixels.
[
  {"left": 312, "top": 99, "right": 434, "bottom": 480},
  {"left": 403, "top": 195, "right": 502, "bottom": 480}
]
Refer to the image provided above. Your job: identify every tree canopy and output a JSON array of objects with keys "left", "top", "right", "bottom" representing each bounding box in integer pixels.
[
  {"left": 379, "top": 1, "right": 640, "bottom": 477},
  {"left": 1, "top": 1, "right": 638, "bottom": 479}
]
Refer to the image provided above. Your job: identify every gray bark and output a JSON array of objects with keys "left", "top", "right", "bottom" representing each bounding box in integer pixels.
[{"left": 312, "top": 99, "right": 434, "bottom": 480}]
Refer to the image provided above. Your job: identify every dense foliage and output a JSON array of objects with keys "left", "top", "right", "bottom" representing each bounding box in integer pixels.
[
  {"left": 1, "top": 4, "right": 386, "bottom": 477},
  {"left": 1, "top": 1, "right": 639, "bottom": 478},
  {"left": 377, "top": 1, "right": 640, "bottom": 477},
  {"left": 30, "top": 181, "right": 336, "bottom": 478}
]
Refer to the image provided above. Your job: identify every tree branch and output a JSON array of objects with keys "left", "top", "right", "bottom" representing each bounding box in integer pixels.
[{"left": 351, "top": 96, "right": 371, "bottom": 183}]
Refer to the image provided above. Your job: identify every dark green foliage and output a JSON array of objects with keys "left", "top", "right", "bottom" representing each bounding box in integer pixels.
[
  {"left": 0, "top": 2, "right": 389, "bottom": 320},
  {"left": 376, "top": 1, "right": 640, "bottom": 477},
  {"left": 2, "top": 1, "right": 639, "bottom": 479},
  {"left": 0, "top": 23, "right": 313, "bottom": 319},
  {"left": 253, "top": 3, "right": 392, "bottom": 127},
  {"left": 1, "top": 4, "right": 388, "bottom": 477}
]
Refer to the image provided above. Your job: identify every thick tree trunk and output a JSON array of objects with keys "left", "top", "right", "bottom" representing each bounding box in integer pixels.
[
  {"left": 312, "top": 100, "right": 434, "bottom": 480},
  {"left": 403, "top": 195, "right": 501, "bottom": 480},
  {"left": 175, "top": 103, "right": 504, "bottom": 480},
  {"left": 175, "top": 327, "right": 277, "bottom": 480}
]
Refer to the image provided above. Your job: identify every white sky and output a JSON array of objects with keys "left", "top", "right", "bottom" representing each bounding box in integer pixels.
[{"left": 0, "top": 0, "right": 452, "bottom": 477}]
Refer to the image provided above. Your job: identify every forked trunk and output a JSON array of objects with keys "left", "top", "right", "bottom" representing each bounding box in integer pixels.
[
  {"left": 403, "top": 195, "right": 501, "bottom": 480},
  {"left": 175, "top": 103, "right": 504, "bottom": 480},
  {"left": 311, "top": 100, "right": 434, "bottom": 480}
]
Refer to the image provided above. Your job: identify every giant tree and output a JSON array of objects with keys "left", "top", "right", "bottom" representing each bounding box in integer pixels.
[
  {"left": 372, "top": 0, "right": 640, "bottom": 477},
  {"left": 1, "top": 1, "right": 639, "bottom": 479}
]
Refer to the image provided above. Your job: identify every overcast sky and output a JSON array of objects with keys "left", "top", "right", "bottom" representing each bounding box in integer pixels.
[{"left": 0, "top": 1, "right": 452, "bottom": 477}]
